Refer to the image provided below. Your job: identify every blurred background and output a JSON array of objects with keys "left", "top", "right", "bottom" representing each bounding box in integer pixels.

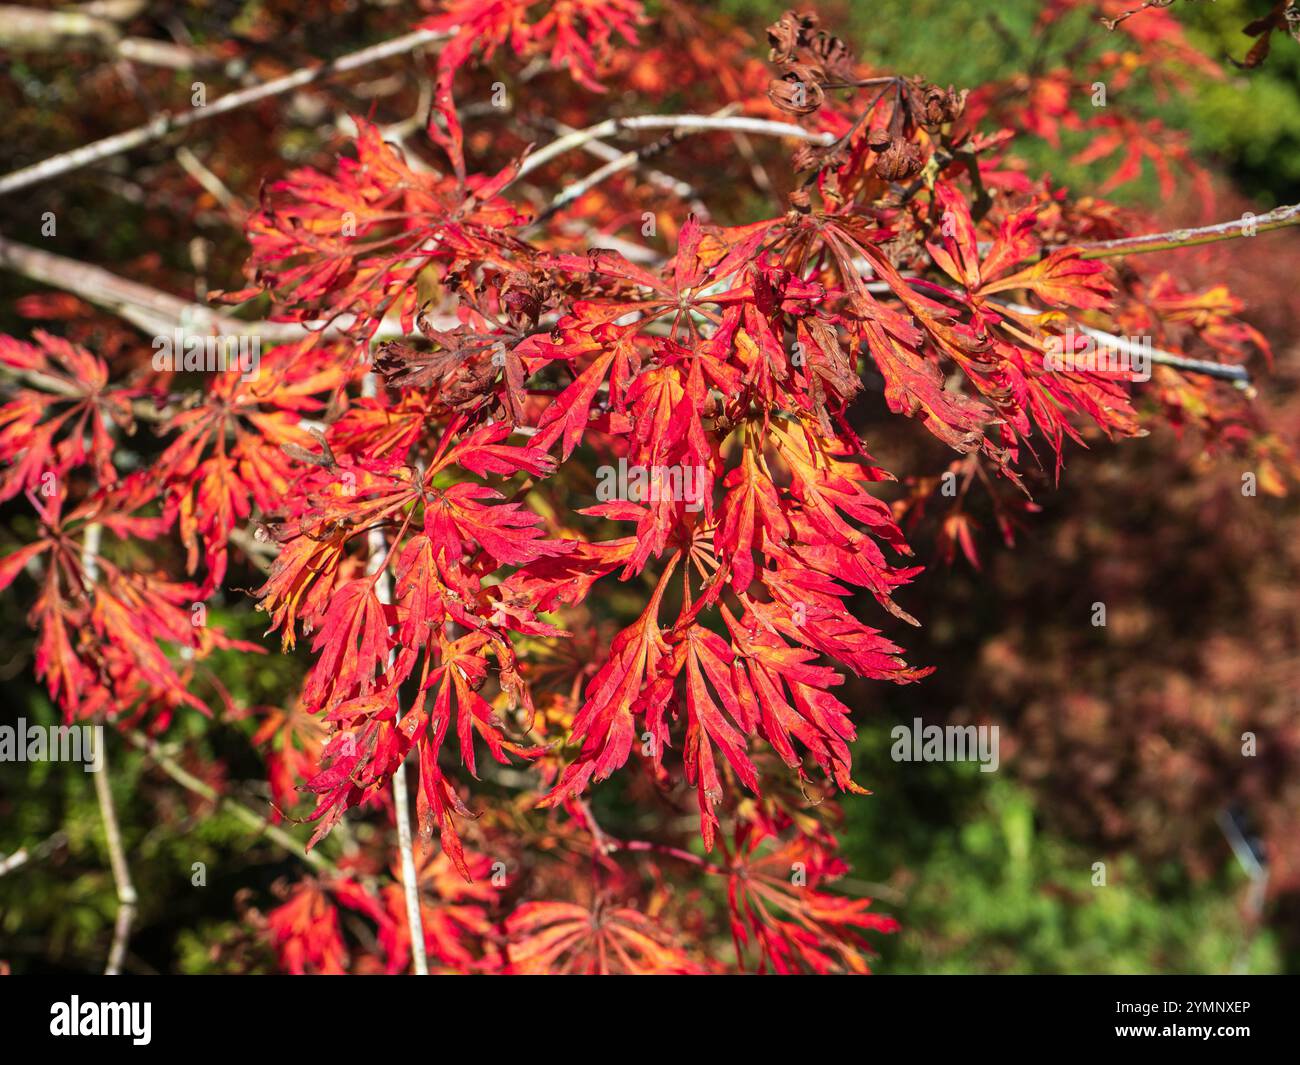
[{"left": 1, "top": 0, "right": 1297, "bottom": 973}]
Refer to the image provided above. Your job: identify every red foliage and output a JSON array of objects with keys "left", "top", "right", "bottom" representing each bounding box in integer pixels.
[{"left": 1, "top": 2, "right": 1293, "bottom": 973}]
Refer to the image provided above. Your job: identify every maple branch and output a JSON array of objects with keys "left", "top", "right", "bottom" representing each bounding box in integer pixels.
[
  {"left": 125, "top": 732, "right": 340, "bottom": 876},
  {"left": 998, "top": 299, "right": 1252, "bottom": 384},
  {"left": 0, "top": 234, "right": 294, "bottom": 339},
  {"left": 0, "top": 848, "right": 30, "bottom": 877},
  {"left": 175, "top": 146, "right": 243, "bottom": 214},
  {"left": 93, "top": 744, "right": 138, "bottom": 976},
  {"left": 77, "top": 512, "right": 137, "bottom": 976},
  {"left": 1087, "top": 328, "right": 1251, "bottom": 383},
  {"left": 868, "top": 279, "right": 1254, "bottom": 384},
  {"left": 0, "top": 4, "right": 215, "bottom": 71},
  {"left": 0, "top": 26, "right": 453, "bottom": 197},
  {"left": 0, "top": 831, "right": 68, "bottom": 878},
  {"left": 531, "top": 116, "right": 705, "bottom": 210},
  {"left": 533, "top": 106, "right": 740, "bottom": 224},
  {"left": 1076, "top": 202, "right": 1300, "bottom": 258},
  {"left": 0, "top": 235, "right": 454, "bottom": 340},
  {"left": 556, "top": 225, "right": 663, "bottom": 264},
  {"left": 517, "top": 115, "right": 835, "bottom": 179},
  {"left": 362, "top": 372, "right": 429, "bottom": 977},
  {"left": 227, "top": 526, "right": 277, "bottom": 573}
]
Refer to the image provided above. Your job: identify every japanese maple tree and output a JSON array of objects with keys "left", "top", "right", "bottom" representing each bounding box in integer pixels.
[{"left": 1, "top": 0, "right": 1295, "bottom": 975}]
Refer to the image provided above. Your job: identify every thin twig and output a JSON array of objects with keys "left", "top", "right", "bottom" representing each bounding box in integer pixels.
[
  {"left": 864, "top": 278, "right": 1254, "bottom": 384},
  {"left": 998, "top": 300, "right": 1252, "bottom": 383},
  {"left": 0, "top": 849, "right": 30, "bottom": 877},
  {"left": 1075, "top": 202, "right": 1300, "bottom": 259},
  {"left": 126, "top": 732, "right": 340, "bottom": 875},
  {"left": 0, "top": 235, "right": 458, "bottom": 339},
  {"left": 80, "top": 516, "right": 137, "bottom": 975},
  {"left": 93, "top": 746, "right": 138, "bottom": 975},
  {"left": 175, "top": 146, "right": 242, "bottom": 214},
  {"left": 0, "top": 831, "right": 69, "bottom": 877},
  {"left": 729, "top": 129, "right": 776, "bottom": 197},
  {"left": 533, "top": 105, "right": 739, "bottom": 224},
  {"left": 0, "top": 5, "right": 214, "bottom": 70},
  {"left": 0, "top": 27, "right": 453, "bottom": 196},
  {"left": 362, "top": 372, "right": 429, "bottom": 976},
  {"left": 532, "top": 116, "right": 705, "bottom": 212},
  {"left": 530, "top": 112, "right": 733, "bottom": 224},
  {"left": 516, "top": 114, "right": 834, "bottom": 179}
]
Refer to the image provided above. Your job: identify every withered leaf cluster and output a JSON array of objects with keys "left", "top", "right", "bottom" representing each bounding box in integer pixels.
[{"left": 766, "top": 10, "right": 855, "bottom": 116}]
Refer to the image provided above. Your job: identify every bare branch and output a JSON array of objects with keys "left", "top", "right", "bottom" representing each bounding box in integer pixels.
[
  {"left": 528, "top": 115, "right": 708, "bottom": 214},
  {"left": 362, "top": 372, "right": 429, "bottom": 977},
  {"left": 125, "top": 733, "right": 340, "bottom": 875},
  {"left": 78, "top": 512, "right": 137, "bottom": 976},
  {"left": 533, "top": 106, "right": 739, "bottom": 224},
  {"left": 0, "top": 4, "right": 212, "bottom": 70},
  {"left": 0, "top": 235, "right": 457, "bottom": 339},
  {"left": 0, "top": 27, "right": 453, "bottom": 197},
  {"left": 916, "top": 286, "right": 1253, "bottom": 384},
  {"left": 1076, "top": 202, "right": 1300, "bottom": 259},
  {"left": 517, "top": 114, "right": 834, "bottom": 179},
  {"left": 0, "top": 831, "right": 68, "bottom": 878},
  {"left": 0, "top": 234, "right": 282, "bottom": 337},
  {"left": 93, "top": 748, "right": 138, "bottom": 976},
  {"left": 175, "top": 146, "right": 242, "bottom": 213}
]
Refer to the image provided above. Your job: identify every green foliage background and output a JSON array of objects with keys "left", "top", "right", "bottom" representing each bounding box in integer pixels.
[{"left": 724, "top": 0, "right": 1300, "bottom": 204}]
